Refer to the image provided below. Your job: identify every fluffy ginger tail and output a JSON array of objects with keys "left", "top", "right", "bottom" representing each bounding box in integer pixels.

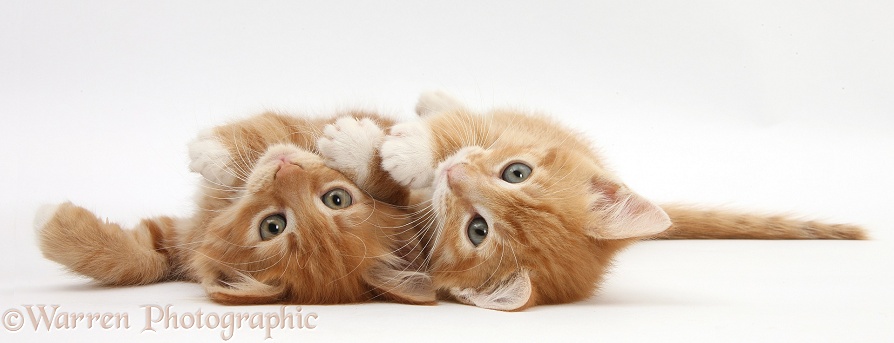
[
  {"left": 35, "top": 202, "right": 178, "bottom": 285},
  {"left": 653, "top": 204, "right": 867, "bottom": 240}
]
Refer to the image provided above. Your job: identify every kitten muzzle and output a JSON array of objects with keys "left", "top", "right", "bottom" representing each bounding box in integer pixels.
[
  {"left": 275, "top": 163, "right": 304, "bottom": 179},
  {"left": 446, "top": 164, "right": 470, "bottom": 188}
]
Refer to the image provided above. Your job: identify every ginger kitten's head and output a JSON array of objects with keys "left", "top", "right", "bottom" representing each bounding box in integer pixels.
[
  {"left": 194, "top": 144, "right": 433, "bottom": 305},
  {"left": 422, "top": 109, "right": 670, "bottom": 311}
]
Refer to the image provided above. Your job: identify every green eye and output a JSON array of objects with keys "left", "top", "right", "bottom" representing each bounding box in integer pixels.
[
  {"left": 322, "top": 188, "right": 353, "bottom": 209},
  {"left": 501, "top": 163, "right": 532, "bottom": 183},
  {"left": 467, "top": 217, "right": 488, "bottom": 247},
  {"left": 260, "top": 214, "right": 287, "bottom": 240}
]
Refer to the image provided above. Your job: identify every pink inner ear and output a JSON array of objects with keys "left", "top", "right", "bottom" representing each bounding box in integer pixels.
[
  {"left": 589, "top": 180, "right": 671, "bottom": 239},
  {"left": 364, "top": 257, "right": 436, "bottom": 305},
  {"left": 450, "top": 270, "right": 533, "bottom": 311}
]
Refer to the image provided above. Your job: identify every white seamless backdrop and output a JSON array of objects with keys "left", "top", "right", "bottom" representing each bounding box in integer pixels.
[{"left": 2, "top": 1, "right": 892, "bottom": 342}]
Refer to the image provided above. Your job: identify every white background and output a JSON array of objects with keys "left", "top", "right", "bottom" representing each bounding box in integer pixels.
[{"left": 2, "top": 1, "right": 893, "bottom": 342}]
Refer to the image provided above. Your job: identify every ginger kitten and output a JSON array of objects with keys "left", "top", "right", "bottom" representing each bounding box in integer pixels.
[
  {"left": 354, "top": 92, "right": 864, "bottom": 311},
  {"left": 36, "top": 111, "right": 434, "bottom": 305}
]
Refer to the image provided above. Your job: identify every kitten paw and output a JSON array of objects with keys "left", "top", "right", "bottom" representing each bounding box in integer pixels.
[
  {"left": 415, "top": 91, "right": 466, "bottom": 116},
  {"left": 380, "top": 121, "right": 435, "bottom": 188},
  {"left": 316, "top": 117, "right": 385, "bottom": 185},
  {"left": 188, "top": 130, "right": 238, "bottom": 186}
]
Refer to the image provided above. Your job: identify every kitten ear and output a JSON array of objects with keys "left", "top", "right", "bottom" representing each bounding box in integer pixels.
[
  {"left": 449, "top": 270, "right": 534, "bottom": 311},
  {"left": 202, "top": 277, "right": 285, "bottom": 305},
  {"left": 364, "top": 257, "right": 436, "bottom": 305},
  {"left": 588, "top": 178, "right": 672, "bottom": 239}
]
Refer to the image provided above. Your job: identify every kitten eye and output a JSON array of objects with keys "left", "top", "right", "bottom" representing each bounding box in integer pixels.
[
  {"left": 501, "top": 163, "right": 532, "bottom": 183},
  {"left": 259, "top": 214, "right": 287, "bottom": 241},
  {"left": 467, "top": 217, "right": 488, "bottom": 247},
  {"left": 322, "top": 188, "right": 353, "bottom": 209}
]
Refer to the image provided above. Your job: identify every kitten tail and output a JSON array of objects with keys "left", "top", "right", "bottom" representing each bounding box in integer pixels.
[
  {"left": 654, "top": 204, "right": 867, "bottom": 240},
  {"left": 35, "top": 202, "right": 176, "bottom": 285}
]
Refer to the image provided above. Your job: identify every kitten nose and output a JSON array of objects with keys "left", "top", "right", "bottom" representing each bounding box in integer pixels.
[
  {"left": 276, "top": 163, "right": 303, "bottom": 179},
  {"left": 447, "top": 164, "right": 468, "bottom": 187}
]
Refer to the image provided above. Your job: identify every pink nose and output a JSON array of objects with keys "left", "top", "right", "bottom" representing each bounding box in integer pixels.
[
  {"left": 276, "top": 163, "right": 303, "bottom": 179},
  {"left": 447, "top": 164, "right": 467, "bottom": 187}
]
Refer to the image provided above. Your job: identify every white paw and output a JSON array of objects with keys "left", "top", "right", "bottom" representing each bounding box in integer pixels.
[
  {"left": 33, "top": 203, "right": 62, "bottom": 233},
  {"left": 380, "top": 121, "right": 435, "bottom": 188},
  {"left": 316, "top": 117, "right": 385, "bottom": 185},
  {"left": 415, "top": 91, "right": 466, "bottom": 116},
  {"left": 188, "top": 129, "right": 237, "bottom": 186}
]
